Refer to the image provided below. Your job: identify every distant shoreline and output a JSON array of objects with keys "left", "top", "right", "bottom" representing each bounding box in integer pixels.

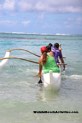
[{"left": 0, "top": 32, "right": 82, "bottom": 36}]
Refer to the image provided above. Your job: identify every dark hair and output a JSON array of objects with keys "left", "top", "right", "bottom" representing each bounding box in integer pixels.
[
  {"left": 46, "top": 43, "right": 53, "bottom": 52},
  {"left": 42, "top": 52, "right": 47, "bottom": 64},
  {"left": 54, "top": 43, "right": 59, "bottom": 48},
  {"left": 48, "top": 43, "right": 53, "bottom": 47}
]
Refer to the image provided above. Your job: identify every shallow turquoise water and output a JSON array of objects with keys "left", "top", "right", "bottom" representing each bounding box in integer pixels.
[{"left": 0, "top": 33, "right": 82, "bottom": 123}]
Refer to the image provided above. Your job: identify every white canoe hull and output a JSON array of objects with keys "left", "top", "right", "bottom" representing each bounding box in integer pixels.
[{"left": 41, "top": 71, "right": 61, "bottom": 90}]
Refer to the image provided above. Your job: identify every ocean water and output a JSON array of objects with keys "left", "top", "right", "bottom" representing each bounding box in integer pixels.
[{"left": 0, "top": 33, "right": 82, "bottom": 123}]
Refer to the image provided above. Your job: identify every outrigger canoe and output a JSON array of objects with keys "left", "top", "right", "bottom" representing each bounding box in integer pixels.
[{"left": 0, "top": 49, "right": 65, "bottom": 91}]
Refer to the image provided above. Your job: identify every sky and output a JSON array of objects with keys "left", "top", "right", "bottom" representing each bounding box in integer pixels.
[{"left": 0, "top": 0, "right": 82, "bottom": 34}]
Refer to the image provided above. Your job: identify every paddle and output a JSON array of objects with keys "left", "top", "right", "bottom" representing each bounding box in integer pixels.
[{"left": 38, "top": 77, "right": 43, "bottom": 84}]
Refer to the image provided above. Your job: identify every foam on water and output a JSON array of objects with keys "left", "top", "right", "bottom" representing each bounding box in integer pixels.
[
  {"left": 69, "top": 75, "right": 82, "bottom": 80},
  {"left": 65, "top": 74, "right": 82, "bottom": 80}
]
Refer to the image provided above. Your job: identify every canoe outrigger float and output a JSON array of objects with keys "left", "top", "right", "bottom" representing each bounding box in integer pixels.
[
  {"left": 0, "top": 49, "right": 39, "bottom": 67},
  {"left": 0, "top": 48, "right": 66, "bottom": 90}
]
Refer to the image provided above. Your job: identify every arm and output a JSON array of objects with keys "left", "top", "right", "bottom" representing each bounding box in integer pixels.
[
  {"left": 60, "top": 57, "right": 65, "bottom": 70},
  {"left": 38, "top": 57, "right": 43, "bottom": 77},
  {"left": 59, "top": 52, "right": 65, "bottom": 70},
  {"left": 38, "top": 52, "right": 47, "bottom": 77}
]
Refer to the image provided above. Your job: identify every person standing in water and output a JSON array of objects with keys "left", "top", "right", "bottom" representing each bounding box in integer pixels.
[
  {"left": 51, "top": 43, "right": 65, "bottom": 70},
  {"left": 38, "top": 46, "right": 60, "bottom": 77}
]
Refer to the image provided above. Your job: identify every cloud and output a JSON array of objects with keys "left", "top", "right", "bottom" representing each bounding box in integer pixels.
[
  {"left": 0, "top": 4, "right": 2, "bottom": 11},
  {"left": 0, "top": 0, "right": 82, "bottom": 13},
  {"left": 0, "top": 20, "right": 17, "bottom": 25},
  {"left": 3, "top": 0, "right": 15, "bottom": 11},
  {"left": 0, "top": 19, "right": 31, "bottom": 26},
  {"left": 21, "top": 20, "right": 31, "bottom": 26},
  {"left": 76, "top": 17, "right": 82, "bottom": 22},
  {"left": 38, "top": 12, "right": 45, "bottom": 20},
  {"left": 18, "top": 1, "right": 32, "bottom": 11},
  {"left": 18, "top": 0, "right": 82, "bottom": 13},
  {"left": 64, "top": 16, "right": 82, "bottom": 29}
]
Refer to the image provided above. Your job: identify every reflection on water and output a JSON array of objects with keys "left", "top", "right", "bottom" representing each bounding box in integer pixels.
[{"left": 36, "top": 84, "right": 60, "bottom": 102}]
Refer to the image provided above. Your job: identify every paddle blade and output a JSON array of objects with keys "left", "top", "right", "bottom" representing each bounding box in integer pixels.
[{"left": 38, "top": 78, "right": 43, "bottom": 84}]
